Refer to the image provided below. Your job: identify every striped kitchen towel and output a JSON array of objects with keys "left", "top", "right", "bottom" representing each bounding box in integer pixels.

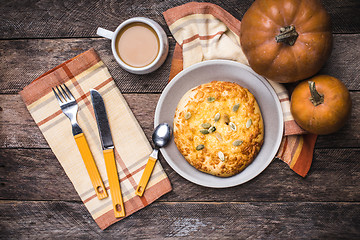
[
  {"left": 163, "top": 2, "right": 317, "bottom": 177},
  {"left": 19, "top": 48, "right": 172, "bottom": 230}
]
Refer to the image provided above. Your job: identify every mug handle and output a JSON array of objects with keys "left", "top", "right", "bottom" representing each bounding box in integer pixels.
[{"left": 97, "top": 27, "right": 114, "bottom": 40}]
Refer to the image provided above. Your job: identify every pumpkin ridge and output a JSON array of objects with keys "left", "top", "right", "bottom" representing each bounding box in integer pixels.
[
  {"left": 278, "top": 5, "right": 287, "bottom": 26},
  {"left": 266, "top": 48, "right": 283, "bottom": 77},
  {"left": 279, "top": 1, "right": 301, "bottom": 27},
  {"left": 292, "top": 0, "right": 322, "bottom": 26},
  {"left": 309, "top": 107, "right": 317, "bottom": 130},
  {"left": 246, "top": 38, "right": 275, "bottom": 51},
  {"left": 280, "top": 0, "right": 301, "bottom": 26},
  {"left": 251, "top": 8, "right": 281, "bottom": 28},
  {"left": 256, "top": 0, "right": 287, "bottom": 27},
  {"left": 299, "top": 31, "right": 332, "bottom": 35},
  {"left": 288, "top": 47, "right": 300, "bottom": 80},
  {"left": 246, "top": 41, "right": 281, "bottom": 76}
]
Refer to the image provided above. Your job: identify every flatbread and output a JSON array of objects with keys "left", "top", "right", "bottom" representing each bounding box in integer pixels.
[{"left": 173, "top": 81, "right": 264, "bottom": 177}]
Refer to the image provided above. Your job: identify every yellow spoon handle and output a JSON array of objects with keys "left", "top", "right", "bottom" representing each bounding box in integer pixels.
[
  {"left": 136, "top": 156, "right": 157, "bottom": 197},
  {"left": 103, "top": 148, "right": 125, "bottom": 218},
  {"left": 74, "top": 133, "right": 108, "bottom": 200}
]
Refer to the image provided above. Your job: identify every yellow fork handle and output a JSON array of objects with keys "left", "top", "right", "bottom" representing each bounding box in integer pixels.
[
  {"left": 103, "top": 148, "right": 125, "bottom": 218},
  {"left": 74, "top": 133, "right": 108, "bottom": 200},
  {"left": 136, "top": 156, "right": 157, "bottom": 197}
]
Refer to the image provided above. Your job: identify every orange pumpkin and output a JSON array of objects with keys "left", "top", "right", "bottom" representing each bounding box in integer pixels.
[
  {"left": 240, "top": 0, "right": 333, "bottom": 83},
  {"left": 290, "top": 75, "right": 352, "bottom": 135}
]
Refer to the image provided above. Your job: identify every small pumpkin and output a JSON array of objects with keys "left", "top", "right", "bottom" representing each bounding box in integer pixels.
[
  {"left": 240, "top": 0, "right": 333, "bottom": 83},
  {"left": 290, "top": 75, "right": 352, "bottom": 135}
]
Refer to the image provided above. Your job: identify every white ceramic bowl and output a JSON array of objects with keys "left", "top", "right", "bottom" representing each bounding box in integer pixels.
[{"left": 154, "top": 60, "right": 283, "bottom": 188}]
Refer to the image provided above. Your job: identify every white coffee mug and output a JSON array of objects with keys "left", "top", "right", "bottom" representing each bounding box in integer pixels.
[{"left": 97, "top": 17, "right": 169, "bottom": 74}]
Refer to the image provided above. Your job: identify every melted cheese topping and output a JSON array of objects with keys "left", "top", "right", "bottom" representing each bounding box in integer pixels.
[{"left": 174, "top": 81, "right": 264, "bottom": 177}]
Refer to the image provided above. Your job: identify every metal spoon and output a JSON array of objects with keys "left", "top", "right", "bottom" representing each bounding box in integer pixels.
[{"left": 135, "top": 123, "right": 171, "bottom": 197}]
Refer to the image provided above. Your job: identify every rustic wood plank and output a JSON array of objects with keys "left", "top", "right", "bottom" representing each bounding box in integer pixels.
[
  {"left": 318, "top": 34, "right": 360, "bottom": 91},
  {"left": 0, "top": 0, "right": 359, "bottom": 40},
  {"left": 0, "top": 200, "right": 359, "bottom": 239},
  {"left": 0, "top": 38, "right": 174, "bottom": 94},
  {"left": 1, "top": 148, "right": 359, "bottom": 202},
  {"left": 1, "top": 34, "right": 359, "bottom": 94},
  {"left": 1, "top": 93, "right": 358, "bottom": 149}
]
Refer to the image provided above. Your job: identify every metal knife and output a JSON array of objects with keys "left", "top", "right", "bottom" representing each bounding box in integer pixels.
[{"left": 90, "top": 89, "right": 125, "bottom": 218}]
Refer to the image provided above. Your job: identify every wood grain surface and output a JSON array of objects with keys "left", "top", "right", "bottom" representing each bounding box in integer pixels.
[
  {"left": 1, "top": 35, "right": 359, "bottom": 94},
  {"left": 1, "top": 201, "right": 359, "bottom": 239},
  {"left": 1, "top": 148, "right": 360, "bottom": 202},
  {"left": 1, "top": 0, "right": 359, "bottom": 39},
  {"left": 1, "top": 0, "right": 359, "bottom": 238}
]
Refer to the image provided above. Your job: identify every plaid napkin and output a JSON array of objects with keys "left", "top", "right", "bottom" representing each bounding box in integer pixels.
[
  {"left": 163, "top": 2, "right": 317, "bottom": 177},
  {"left": 19, "top": 48, "right": 172, "bottom": 230}
]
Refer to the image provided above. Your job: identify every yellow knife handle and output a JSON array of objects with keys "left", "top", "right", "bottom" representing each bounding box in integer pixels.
[
  {"left": 136, "top": 156, "right": 157, "bottom": 197},
  {"left": 74, "top": 133, "right": 108, "bottom": 200},
  {"left": 103, "top": 148, "right": 125, "bottom": 218}
]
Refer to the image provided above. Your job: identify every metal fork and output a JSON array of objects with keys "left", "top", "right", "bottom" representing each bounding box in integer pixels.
[
  {"left": 53, "top": 84, "right": 108, "bottom": 200},
  {"left": 53, "top": 85, "right": 82, "bottom": 135}
]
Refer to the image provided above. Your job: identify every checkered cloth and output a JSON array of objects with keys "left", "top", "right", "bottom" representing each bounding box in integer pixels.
[
  {"left": 20, "top": 48, "right": 172, "bottom": 230},
  {"left": 163, "top": 2, "right": 317, "bottom": 177}
]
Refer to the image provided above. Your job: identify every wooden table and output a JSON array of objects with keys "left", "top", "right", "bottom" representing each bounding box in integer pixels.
[{"left": 1, "top": 0, "right": 359, "bottom": 239}]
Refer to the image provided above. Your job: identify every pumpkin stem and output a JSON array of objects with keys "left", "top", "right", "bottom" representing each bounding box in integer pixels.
[
  {"left": 308, "top": 81, "right": 324, "bottom": 106},
  {"left": 275, "top": 25, "right": 299, "bottom": 46}
]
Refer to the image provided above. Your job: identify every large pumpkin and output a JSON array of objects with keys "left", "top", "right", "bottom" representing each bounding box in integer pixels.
[{"left": 240, "top": 0, "right": 333, "bottom": 83}]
